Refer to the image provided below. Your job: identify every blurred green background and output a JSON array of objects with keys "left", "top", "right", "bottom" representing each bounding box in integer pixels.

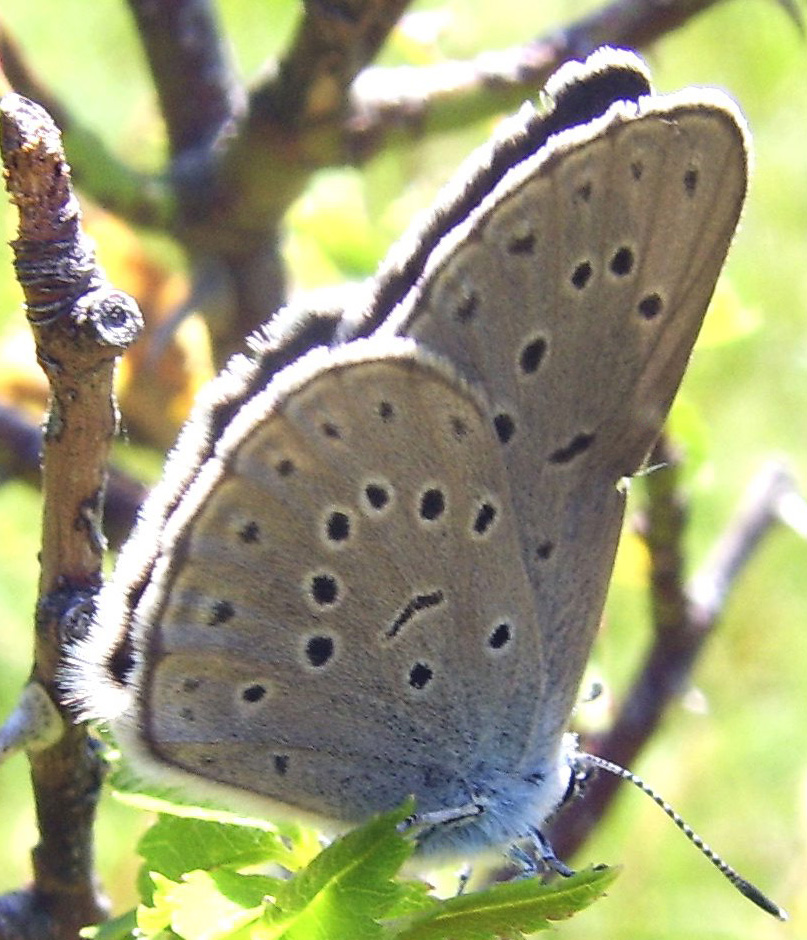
[{"left": 0, "top": 1, "right": 804, "bottom": 937}]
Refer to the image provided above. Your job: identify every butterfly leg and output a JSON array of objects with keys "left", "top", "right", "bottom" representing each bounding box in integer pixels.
[
  {"left": 456, "top": 863, "right": 472, "bottom": 896},
  {"left": 509, "top": 827, "right": 575, "bottom": 878},
  {"left": 398, "top": 800, "right": 484, "bottom": 844}
]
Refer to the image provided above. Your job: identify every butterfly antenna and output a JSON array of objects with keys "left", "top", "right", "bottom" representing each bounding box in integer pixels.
[{"left": 578, "top": 751, "right": 787, "bottom": 921}]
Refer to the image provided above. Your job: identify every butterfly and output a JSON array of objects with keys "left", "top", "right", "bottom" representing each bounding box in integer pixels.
[{"left": 62, "top": 46, "right": 774, "bottom": 913}]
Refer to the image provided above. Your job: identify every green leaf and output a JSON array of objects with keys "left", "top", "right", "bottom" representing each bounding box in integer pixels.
[
  {"left": 138, "top": 813, "right": 293, "bottom": 883},
  {"left": 138, "top": 872, "right": 179, "bottom": 935},
  {"left": 130, "top": 802, "right": 426, "bottom": 940},
  {"left": 385, "top": 866, "right": 619, "bottom": 940},
  {"left": 138, "top": 870, "right": 271, "bottom": 940},
  {"left": 124, "top": 796, "right": 615, "bottom": 940},
  {"left": 257, "top": 802, "right": 417, "bottom": 940},
  {"left": 78, "top": 908, "right": 138, "bottom": 940},
  {"left": 286, "top": 168, "right": 387, "bottom": 286},
  {"left": 128, "top": 796, "right": 322, "bottom": 908},
  {"left": 666, "top": 395, "right": 711, "bottom": 483}
]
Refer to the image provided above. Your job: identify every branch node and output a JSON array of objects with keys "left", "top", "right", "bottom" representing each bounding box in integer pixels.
[{"left": 0, "top": 683, "right": 64, "bottom": 763}]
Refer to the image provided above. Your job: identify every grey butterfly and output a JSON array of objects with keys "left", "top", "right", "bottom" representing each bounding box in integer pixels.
[{"left": 66, "top": 46, "right": 757, "bottom": 901}]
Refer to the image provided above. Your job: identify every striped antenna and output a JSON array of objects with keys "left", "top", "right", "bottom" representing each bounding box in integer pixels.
[{"left": 577, "top": 751, "right": 787, "bottom": 921}]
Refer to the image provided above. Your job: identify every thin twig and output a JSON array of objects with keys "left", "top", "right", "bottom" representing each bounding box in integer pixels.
[
  {"left": 688, "top": 461, "right": 803, "bottom": 623},
  {"left": 549, "top": 438, "right": 803, "bottom": 861},
  {"left": 345, "top": 0, "right": 732, "bottom": 157},
  {"left": 0, "top": 93, "right": 142, "bottom": 940}
]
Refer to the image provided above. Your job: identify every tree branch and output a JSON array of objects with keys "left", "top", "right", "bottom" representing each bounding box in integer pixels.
[
  {"left": 0, "top": 93, "right": 142, "bottom": 940},
  {"left": 0, "top": 404, "right": 145, "bottom": 551},
  {"left": 344, "top": 0, "right": 733, "bottom": 157},
  {"left": 3, "top": 1, "right": 760, "bottom": 363},
  {"left": 125, "top": 0, "right": 246, "bottom": 158},
  {"left": 254, "top": 0, "right": 413, "bottom": 127}
]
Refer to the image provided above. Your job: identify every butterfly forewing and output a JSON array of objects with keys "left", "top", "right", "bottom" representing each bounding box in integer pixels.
[{"left": 374, "top": 92, "right": 747, "bottom": 749}]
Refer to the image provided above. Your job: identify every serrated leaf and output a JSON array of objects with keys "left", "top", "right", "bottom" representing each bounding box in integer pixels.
[
  {"left": 128, "top": 795, "right": 323, "bottom": 905},
  {"left": 385, "top": 866, "right": 619, "bottom": 940},
  {"left": 138, "top": 814, "right": 292, "bottom": 882},
  {"left": 257, "top": 803, "right": 416, "bottom": 940},
  {"left": 115, "top": 785, "right": 319, "bottom": 862},
  {"left": 383, "top": 878, "right": 439, "bottom": 919}
]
